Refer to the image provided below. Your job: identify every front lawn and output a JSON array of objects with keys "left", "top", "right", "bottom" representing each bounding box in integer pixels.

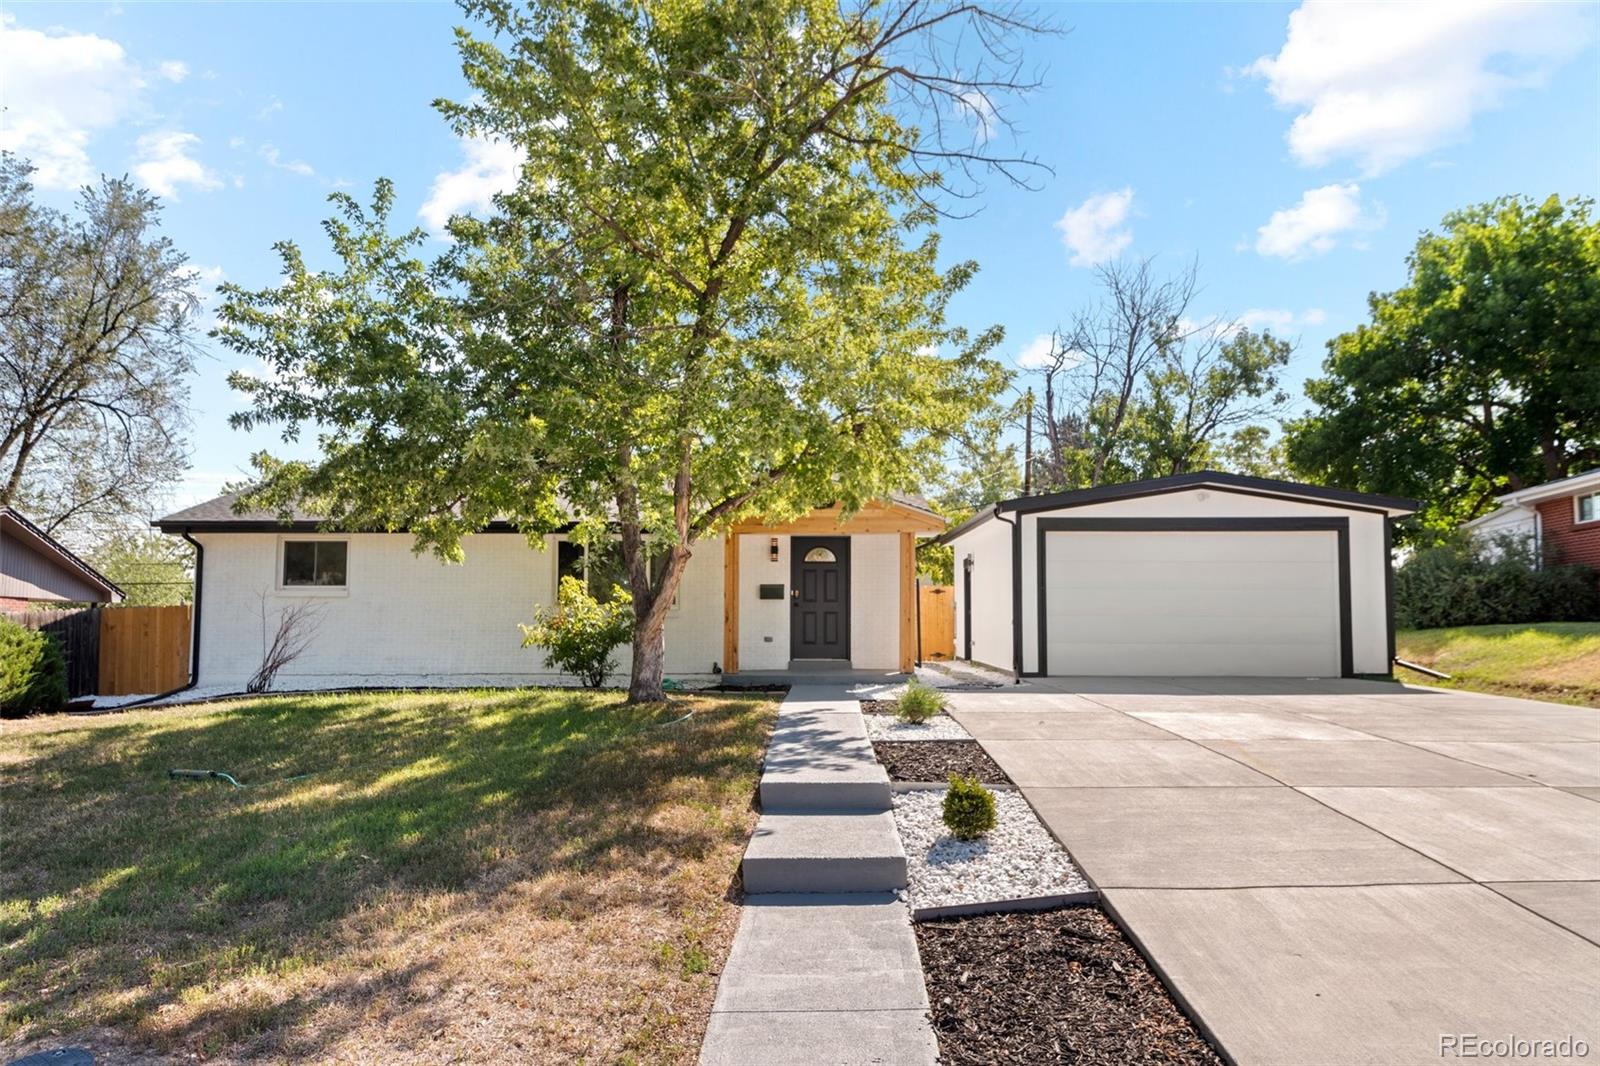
[
  {"left": 1395, "top": 623, "right": 1600, "bottom": 707},
  {"left": 1, "top": 688, "right": 777, "bottom": 1063}
]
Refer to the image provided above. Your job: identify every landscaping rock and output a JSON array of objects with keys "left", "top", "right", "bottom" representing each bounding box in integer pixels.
[
  {"left": 892, "top": 789, "right": 1088, "bottom": 910},
  {"left": 873, "top": 741, "right": 1010, "bottom": 784},
  {"left": 915, "top": 906, "right": 1225, "bottom": 1065},
  {"left": 863, "top": 712, "right": 972, "bottom": 741}
]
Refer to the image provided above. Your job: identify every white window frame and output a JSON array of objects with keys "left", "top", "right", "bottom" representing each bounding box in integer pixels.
[
  {"left": 550, "top": 534, "right": 680, "bottom": 610},
  {"left": 276, "top": 535, "right": 351, "bottom": 596},
  {"left": 1576, "top": 492, "right": 1599, "bottom": 526}
]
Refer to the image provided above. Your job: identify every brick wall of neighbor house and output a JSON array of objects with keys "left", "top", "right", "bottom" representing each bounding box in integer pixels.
[
  {"left": 0, "top": 596, "right": 35, "bottom": 612},
  {"left": 191, "top": 531, "right": 728, "bottom": 691},
  {"left": 1536, "top": 497, "right": 1600, "bottom": 570}
]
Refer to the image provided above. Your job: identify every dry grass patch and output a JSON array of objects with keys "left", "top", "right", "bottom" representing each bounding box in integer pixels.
[
  {"left": 0, "top": 688, "right": 777, "bottom": 1063},
  {"left": 1397, "top": 623, "right": 1600, "bottom": 707}
]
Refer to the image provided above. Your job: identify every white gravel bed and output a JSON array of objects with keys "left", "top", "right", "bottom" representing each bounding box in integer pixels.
[
  {"left": 892, "top": 788, "right": 1089, "bottom": 909},
  {"left": 863, "top": 712, "right": 972, "bottom": 741}
]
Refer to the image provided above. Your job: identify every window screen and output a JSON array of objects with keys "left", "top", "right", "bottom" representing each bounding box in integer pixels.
[{"left": 282, "top": 541, "right": 347, "bottom": 586}]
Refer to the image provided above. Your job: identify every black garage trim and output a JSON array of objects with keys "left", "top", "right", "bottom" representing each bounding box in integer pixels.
[
  {"left": 1002, "top": 471, "right": 1416, "bottom": 518},
  {"left": 1034, "top": 516, "right": 1355, "bottom": 679},
  {"left": 1383, "top": 517, "right": 1396, "bottom": 673}
]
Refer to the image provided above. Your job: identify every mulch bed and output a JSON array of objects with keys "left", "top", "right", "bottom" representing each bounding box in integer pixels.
[
  {"left": 861, "top": 698, "right": 899, "bottom": 715},
  {"left": 916, "top": 907, "right": 1224, "bottom": 1066},
  {"left": 873, "top": 741, "right": 1011, "bottom": 785}
]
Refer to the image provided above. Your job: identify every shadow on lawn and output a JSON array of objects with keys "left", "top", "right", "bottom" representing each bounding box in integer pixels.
[{"left": 0, "top": 688, "right": 775, "bottom": 1059}]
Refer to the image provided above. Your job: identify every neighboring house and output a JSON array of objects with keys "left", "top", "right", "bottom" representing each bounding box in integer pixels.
[
  {"left": 0, "top": 507, "right": 125, "bottom": 611},
  {"left": 940, "top": 472, "right": 1417, "bottom": 679},
  {"left": 154, "top": 493, "right": 943, "bottom": 690},
  {"left": 1462, "top": 468, "right": 1600, "bottom": 571}
]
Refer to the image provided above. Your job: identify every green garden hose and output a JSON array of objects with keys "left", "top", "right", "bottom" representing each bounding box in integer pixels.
[{"left": 167, "top": 768, "right": 313, "bottom": 789}]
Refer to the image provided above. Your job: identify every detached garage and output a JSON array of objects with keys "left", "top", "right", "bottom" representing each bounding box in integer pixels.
[{"left": 940, "top": 472, "right": 1417, "bottom": 678}]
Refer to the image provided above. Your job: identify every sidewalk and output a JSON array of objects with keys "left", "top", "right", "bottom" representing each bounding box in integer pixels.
[{"left": 700, "top": 686, "right": 937, "bottom": 1066}]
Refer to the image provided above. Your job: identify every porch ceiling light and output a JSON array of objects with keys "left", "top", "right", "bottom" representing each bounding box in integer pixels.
[{"left": 769, "top": 537, "right": 780, "bottom": 562}]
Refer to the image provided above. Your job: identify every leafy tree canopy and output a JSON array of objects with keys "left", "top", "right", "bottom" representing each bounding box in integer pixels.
[
  {"left": 1286, "top": 194, "right": 1600, "bottom": 539},
  {"left": 219, "top": 0, "right": 1040, "bottom": 699}
]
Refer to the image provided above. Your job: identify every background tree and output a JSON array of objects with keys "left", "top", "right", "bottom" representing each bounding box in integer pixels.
[
  {"left": 1286, "top": 195, "right": 1600, "bottom": 539},
  {"left": 87, "top": 531, "right": 194, "bottom": 606},
  {"left": 220, "top": 0, "right": 1045, "bottom": 701},
  {"left": 0, "top": 155, "right": 195, "bottom": 542},
  {"left": 1023, "top": 258, "right": 1292, "bottom": 491}
]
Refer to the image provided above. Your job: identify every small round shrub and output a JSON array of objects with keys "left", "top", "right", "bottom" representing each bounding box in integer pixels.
[
  {"left": 0, "top": 617, "right": 68, "bottom": 718},
  {"left": 520, "top": 576, "right": 634, "bottom": 688},
  {"left": 942, "top": 773, "right": 997, "bottom": 841},
  {"left": 895, "top": 680, "right": 946, "bottom": 723}
]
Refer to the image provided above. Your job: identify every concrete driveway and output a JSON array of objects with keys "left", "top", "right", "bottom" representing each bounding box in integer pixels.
[{"left": 947, "top": 678, "right": 1600, "bottom": 1065}]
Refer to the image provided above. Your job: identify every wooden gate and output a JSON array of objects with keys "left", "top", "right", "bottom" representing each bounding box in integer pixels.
[
  {"left": 99, "top": 605, "right": 192, "bottom": 695},
  {"left": 918, "top": 584, "right": 955, "bottom": 661},
  {"left": 2, "top": 607, "right": 101, "bottom": 698}
]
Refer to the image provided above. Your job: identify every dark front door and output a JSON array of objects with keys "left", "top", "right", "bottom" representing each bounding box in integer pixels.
[{"left": 791, "top": 536, "right": 850, "bottom": 660}]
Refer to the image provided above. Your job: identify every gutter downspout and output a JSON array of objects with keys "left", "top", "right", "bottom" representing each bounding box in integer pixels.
[
  {"left": 113, "top": 528, "right": 203, "bottom": 708},
  {"left": 994, "top": 506, "right": 1022, "bottom": 683}
]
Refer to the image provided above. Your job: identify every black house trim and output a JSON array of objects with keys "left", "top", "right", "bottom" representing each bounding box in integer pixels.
[{"left": 1033, "top": 516, "right": 1355, "bottom": 679}]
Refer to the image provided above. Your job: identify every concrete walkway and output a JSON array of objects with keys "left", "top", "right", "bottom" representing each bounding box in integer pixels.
[
  {"left": 949, "top": 678, "right": 1600, "bottom": 1065},
  {"left": 701, "top": 686, "right": 937, "bottom": 1066}
]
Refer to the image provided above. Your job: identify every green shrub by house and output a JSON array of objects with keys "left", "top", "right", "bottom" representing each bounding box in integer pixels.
[
  {"left": 1395, "top": 535, "right": 1600, "bottom": 630},
  {"left": 0, "top": 616, "right": 68, "bottom": 718},
  {"left": 896, "top": 679, "right": 946, "bottom": 723},
  {"left": 520, "top": 576, "right": 634, "bottom": 688},
  {"left": 942, "top": 773, "right": 997, "bottom": 841}
]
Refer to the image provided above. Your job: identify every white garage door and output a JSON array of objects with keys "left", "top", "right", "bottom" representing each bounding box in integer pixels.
[{"left": 1043, "top": 530, "right": 1342, "bottom": 676}]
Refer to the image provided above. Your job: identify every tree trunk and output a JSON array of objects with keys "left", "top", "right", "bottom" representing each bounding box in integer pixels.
[{"left": 627, "top": 607, "right": 670, "bottom": 702}]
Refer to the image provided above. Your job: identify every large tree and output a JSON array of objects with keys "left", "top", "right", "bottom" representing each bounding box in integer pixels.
[
  {"left": 0, "top": 155, "right": 195, "bottom": 541},
  {"left": 1023, "top": 258, "right": 1292, "bottom": 491},
  {"left": 220, "top": 0, "right": 1039, "bottom": 700},
  {"left": 1286, "top": 195, "right": 1600, "bottom": 538}
]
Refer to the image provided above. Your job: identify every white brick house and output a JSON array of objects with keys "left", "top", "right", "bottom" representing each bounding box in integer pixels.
[{"left": 155, "top": 495, "right": 943, "bottom": 690}]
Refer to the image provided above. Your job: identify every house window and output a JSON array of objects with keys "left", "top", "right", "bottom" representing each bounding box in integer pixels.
[
  {"left": 282, "top": 540, "right": 347, "bottom": 587},
  {"left": 556, "top": 538, "right": 677, "bottom": 606},
  {"left": 1578, "top": 492, "right": 1598, "bottom": 524}
]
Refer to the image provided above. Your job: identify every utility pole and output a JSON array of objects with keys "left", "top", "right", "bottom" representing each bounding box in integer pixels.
[{"left": 1022, "top": 388, "right": 1034, "bottom": 497}]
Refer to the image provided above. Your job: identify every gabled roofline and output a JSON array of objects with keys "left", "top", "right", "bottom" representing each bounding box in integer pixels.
[
  {"left": 153, "top": 517, "right": 563, "bottom": 535},
  {"left": 1, "top": 507, "right": 126, "bottom": 602},
  {"left": 1487, "top": 468, "right": 1600, "bottom": 508},
  {"left": 938, "top": 471, "right": 1418, "bottom": 544}
]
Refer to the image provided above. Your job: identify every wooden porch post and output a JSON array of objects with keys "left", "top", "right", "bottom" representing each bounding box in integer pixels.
[
  {"left": 899, "top": 531, "right": 916, "bottom": 673},
  {"left": 723, "top": 532, "right": 740, "bottom": 674}
]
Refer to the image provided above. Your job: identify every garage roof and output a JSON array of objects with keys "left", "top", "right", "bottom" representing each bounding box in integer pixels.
[{"left": 937, "top": 471, "right": 1418, "bottom": 543}]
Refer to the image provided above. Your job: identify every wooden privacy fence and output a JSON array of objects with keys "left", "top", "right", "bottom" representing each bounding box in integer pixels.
[
  {"left": 2, "top": 607, "right": 101, "bottom": 698},
  {"left": 918, "top": 583, "right": 955, "bottom": 661},
  {"left": 99, "top": 605, "right": 192, "bottom": 696}
]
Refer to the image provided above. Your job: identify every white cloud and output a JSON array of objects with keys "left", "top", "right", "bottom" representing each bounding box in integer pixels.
[
  {"left": 1055, "top": 188, "right": 1134, "bottom": 268},
  {"left": 955, "top": 90, "right": 998, "bottom": 144},
  {"left": 1015, "top": 334, "right": 1056, "bottom": 369},
  {"left": 1231, "top": 307, "right": 1328, "bottom": 334},
  {"left": 260, "top": 143, "right": 315, "bottom": 177},
  {"left": 419, "top": 136, "right": 524, "bottom": 231},
  {"left": 0, "top": 14, "right": 145, "bottom": 188},
  {"left": 133, "top": 131, "right": 221, "bottom": 198},
  {"left": 1254, "top": 183, "right": 1380, "bottom": 259},
  {"left": 1247, "top": 0, "right": 1593, "bottom": 174},
  {"left": 157, "top": 59, "right": 188, "bottom": 82}
]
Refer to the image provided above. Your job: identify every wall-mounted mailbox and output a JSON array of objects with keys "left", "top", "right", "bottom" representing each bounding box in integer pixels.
[{"left": 758, "top": 584, "right": 785, "bottom": 600}]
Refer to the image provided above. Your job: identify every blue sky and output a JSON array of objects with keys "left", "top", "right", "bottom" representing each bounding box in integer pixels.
[{"left": 4, "top": 1, "right": 1597, "bottom": 515}]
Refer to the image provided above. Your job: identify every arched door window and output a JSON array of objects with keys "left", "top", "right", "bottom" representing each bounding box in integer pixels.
[{"left": 803, "top": 546, "right": 837, "bottom": 563}]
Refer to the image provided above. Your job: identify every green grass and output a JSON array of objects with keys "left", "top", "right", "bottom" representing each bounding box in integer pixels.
[
  {"left": 0, "top": 688, "right": 777, "bottom": 1063},
  {"left": 1395, "top": 623, "right": 1600, "bottom": 707}
]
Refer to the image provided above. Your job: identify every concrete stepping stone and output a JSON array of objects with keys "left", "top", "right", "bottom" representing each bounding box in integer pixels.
[
  {"left": 761, "top": 707, "right": 891, "bottom": 811},
  {"left": 743, "top": 810, "right": 907, "bottom": 893},
  {"left": 700, "top": 893, "right": 936, "bottom": 1066}
]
